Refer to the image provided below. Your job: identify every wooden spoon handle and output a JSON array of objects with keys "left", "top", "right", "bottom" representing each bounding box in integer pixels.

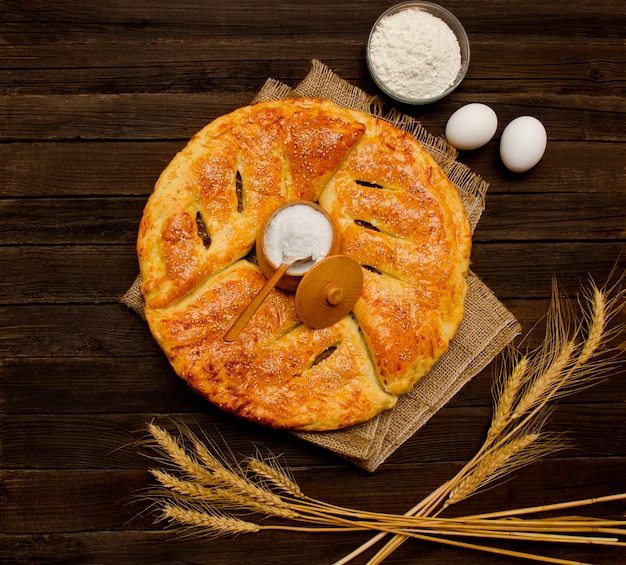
[{"left": 223, "top": 261, "right": 290, "bottom": 342}]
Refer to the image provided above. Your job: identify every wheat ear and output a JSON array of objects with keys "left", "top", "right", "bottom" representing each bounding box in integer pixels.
[
  {"left": 151, "top": 469, "right": 217, "bottom": 500},
  {"left": 577, "top": 283, "right": 607, "bottom": 366},
  {"left": 511, "top": 339, "right": 576, "bottom": 420},
  {"left": 245, "top": 456, "right": 304, "bottom": 498},
  {"left": 349, "top": 278, "right": 623, "bottom": 565},
  {"left": 446, "top": 433, "right": 547, "bottom": 507},
  {"left": 487, "top": 353, "right": 528, "bottom": 441},
  {"left": 147, "top": 423, "right": 216, "bottom": 484},
  {"left": 156, "top": 501, "right": 260, "bottom": 537},
  {"left": 150, "top": 424, "right": 298, "bottom": 519},
  {"left": 149, "top": 469, "right": 277, "bottom": 514}
]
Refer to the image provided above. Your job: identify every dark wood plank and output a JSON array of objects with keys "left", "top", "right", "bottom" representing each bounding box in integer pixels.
[
  {"left": 0, "top": 528, "right": 624, "bottom": 565},
  {"left": 448, "top": 141, "right": 626, "bottom": 196},
  {"left": 2, "top": 92, "right": 624, "bottom": 141},
  {"left": 2, "top": 141, "right": 624, "bottom": 198},
  {"left": 2, "top": 354, "right": 624, "bottom": 415},
  {"left": 2, "top": 457, "right": 624, "bottom": 531},
  {"left": 2, "top": 0, "right": 623, "bottom": 38},
  {"left": 0, "top": 246, "right": 140, "bottom": 303},
  {"left": 1, "top": 242, "right": 623, "bottom": 305},
  {"left": 1, "top": 286, "right": 625, "bottom": 360},
  {"left": 0, "top": 304, "right": 161, "bottom": 358},
  {"left": 1, "top": 190, "right": 624, "bottom": 245},
  {"left": 470, "top": 243, "right": 626, "bottom": 299},
  {"left": 0, "top": 199, "right": 146, "bottom": 245},
  {"left": 0, "top": 356, "right": 208, "bottom": 414},
  {"left": 0, "top": 457, "right": 623, "bottom": 564},
  {"left": 0, "top": 530, "right": 396, "bottom": 565},
  {"left": 475, "top": 192, "right": 626, "bottom": 241},
  {"left": 1, "top": 401, "right": 624, "bottom": 471},
  {"left": 0, "top": 141, "right": 180, "bottom": 198},
  {"left": 2, "top": 42, "right": 622, "bottom": 97},
  {"left": 0, "top": 413, "right": 322, "bottom": 470}
]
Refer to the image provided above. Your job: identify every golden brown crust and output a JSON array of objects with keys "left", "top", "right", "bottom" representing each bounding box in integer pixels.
[
  {"left": 137, "top": 98, "right": 471, "bottom": 431},
  {"left": 318, "top": 116, "right": 471, "bottom": 395}
]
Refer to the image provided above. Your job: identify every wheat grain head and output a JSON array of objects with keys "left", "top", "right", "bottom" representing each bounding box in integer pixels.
[
  {"left": 156, "top": 501, "right": 261, "bottom": 538},
  {"left": 245, "top": 455, "right": 305, "bottom": 498}
]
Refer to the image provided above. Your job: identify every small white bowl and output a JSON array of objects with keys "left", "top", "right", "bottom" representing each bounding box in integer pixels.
[{"left": 367, "top": 2, "right": 470, "bottom": 105}]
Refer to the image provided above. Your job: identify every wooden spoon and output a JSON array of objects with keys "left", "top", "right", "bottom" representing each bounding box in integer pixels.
[{"left": 223, "top": 254, "right": 312, "bottom": 342}]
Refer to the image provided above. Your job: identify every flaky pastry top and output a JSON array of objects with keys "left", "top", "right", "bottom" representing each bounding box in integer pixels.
[{"left": 137, "top": 98, "right": 471, "bottom": 431}]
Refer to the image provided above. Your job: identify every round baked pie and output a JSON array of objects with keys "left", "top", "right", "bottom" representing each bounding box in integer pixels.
[{"left": 137, "top": 98, "right": 472, "bottom": 431}]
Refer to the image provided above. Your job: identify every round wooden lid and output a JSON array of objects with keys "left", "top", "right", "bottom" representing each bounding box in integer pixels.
[{"left": 295, "top": 255, "right": 363, "bottom": 329}]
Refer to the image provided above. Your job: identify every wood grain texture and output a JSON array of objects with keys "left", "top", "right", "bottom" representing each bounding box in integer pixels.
[{"left": 1, "top": 0, "right": 625, "bottom": 563}]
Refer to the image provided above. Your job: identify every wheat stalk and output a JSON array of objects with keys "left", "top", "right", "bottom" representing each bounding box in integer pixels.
[
  {"left": 140, "top": 275, "right": 626, "bottom": 564},
  {"left": 147, "top": 424, "right": 301, "bottom": 520},
  {"left": 150, "top": 469, "right": 217, "bottom": 501},
  {"left": 147, "top": 422, "right": 214, "bottom": 484},
  {"left": 156, "top": 501, "right": 261, "bottom": 537},
  {"left": 144, "top": 422, "right": 626, "bottom": 559},
  {"left": 149, "top": 468, "right": 297, "bottom": 519},
  {"left": 342, "top": 275, "right": 626, "bottom": 564},
  {"left": 511, "top": 339, "right": 576, "bottom": 419},
  {"left": 446, "top": 433, "right": 541, "bottom": 506},
  {"left": 578, "top": 283, "right": 607, "bottom": 365},
  {"left": 487, "top": 352, "right": 528, "bottom": 441},
  {"left": 245, "top": 454, "right": 304, "bottom": 498}
]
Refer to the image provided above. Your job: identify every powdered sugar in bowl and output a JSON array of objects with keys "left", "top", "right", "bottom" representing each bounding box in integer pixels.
[
  {"left": 256, "top": 201, "right": 341, "bottom": 291},
  {"left": 367, "top": 2, "right": 470, "bottom": 105}
]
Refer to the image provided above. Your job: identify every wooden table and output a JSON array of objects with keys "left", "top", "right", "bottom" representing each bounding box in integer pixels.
[{"left": 1, "top": 1, "right": 625, "bottom": 563}]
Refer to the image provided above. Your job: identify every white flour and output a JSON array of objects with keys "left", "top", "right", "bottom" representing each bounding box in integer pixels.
[
  {"left": 369, "top": 8, "right": 461, "bottom": 99},
  {"left": 263, "top": 204, "right": 333, "bottom": 274}
]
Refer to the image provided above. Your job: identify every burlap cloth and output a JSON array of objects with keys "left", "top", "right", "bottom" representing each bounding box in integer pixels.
[{"left": 122, "top": 60, "right": 521, "bottom": 472}]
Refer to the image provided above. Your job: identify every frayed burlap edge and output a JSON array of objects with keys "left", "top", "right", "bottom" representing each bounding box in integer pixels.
[{"left": 121, "top": 60, "right": 520, "bottom": 471}]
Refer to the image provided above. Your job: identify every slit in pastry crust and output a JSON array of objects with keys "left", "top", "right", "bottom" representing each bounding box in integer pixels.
[
  {"left": 310, "top": 344, "right": 338, "bottom": 368},
  {"left": 355, "top": 179, "right": 383, "bottom": 189},
  {"left": 354, "top": 219, "right": 381, "bottom": 233},
  {"left": 235, "top": 169, "right": 245, "bottom": 213},
  {"left": 195, "top": 211, "right": 211, "bottom": 249}
]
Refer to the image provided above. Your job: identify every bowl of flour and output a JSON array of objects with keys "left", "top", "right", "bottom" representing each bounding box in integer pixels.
[{"left": 367, "top": 2, "right": 470, "bottom": 105}]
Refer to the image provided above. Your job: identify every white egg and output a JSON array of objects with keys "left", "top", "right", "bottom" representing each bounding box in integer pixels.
[
  {"left": 445, "top": 103, "right": 498, "bottom": 150},
  {"left": 499, "top": 116, "right": 547, "bottom": 173}
]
